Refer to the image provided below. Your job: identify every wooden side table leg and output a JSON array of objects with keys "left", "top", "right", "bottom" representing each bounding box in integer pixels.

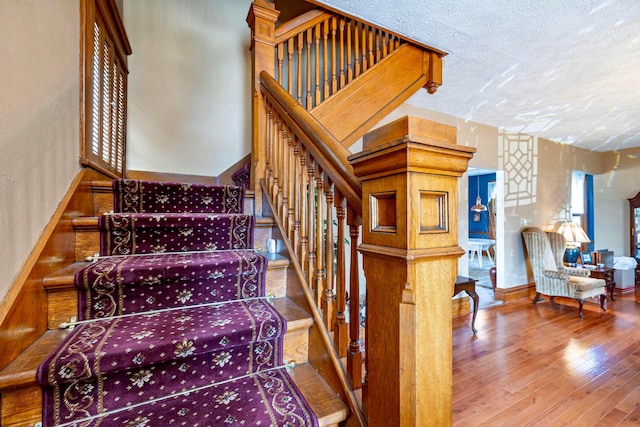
[
  {"left": 465, "top": 290, "right": 479, "bottom": 335},
  {"left": 608, "top": 282, "right": 616, "bottom": 301}
]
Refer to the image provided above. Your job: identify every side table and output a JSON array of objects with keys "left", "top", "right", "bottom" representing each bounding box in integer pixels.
[
  {"left": 589, "top": 267, "right": 615, "bottom": 301},
  {"left": 454, "top": 276, "right": 479, "bottom": 335}
]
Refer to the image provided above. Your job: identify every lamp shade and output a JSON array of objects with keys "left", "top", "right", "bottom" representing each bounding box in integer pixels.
[
  {"left": 556, "top": 221, "right": 590, "bottom": 265},
  {"left": 557, "top": 222, "right": 590, "bottom": 244}
]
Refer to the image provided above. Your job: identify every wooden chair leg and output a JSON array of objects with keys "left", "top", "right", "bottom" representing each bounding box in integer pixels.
[
  {"left": 532, "top": 292, "right": 541, "bottom": 305},
  {"left": 578, "top": 299, "right": 584, "bottom": 319}
]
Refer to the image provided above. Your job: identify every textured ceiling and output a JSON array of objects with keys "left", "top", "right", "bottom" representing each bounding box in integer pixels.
[{"left": 313, "top": 0, "right": 640, "bottom": 152}]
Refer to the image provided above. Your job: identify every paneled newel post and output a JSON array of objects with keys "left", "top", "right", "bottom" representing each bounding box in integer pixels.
[
  {"left": 349, "top": 116, "right": 475, "bottom": 426},
  {"left": 247, "top": 1, "right": 279, "bottom": 216}
]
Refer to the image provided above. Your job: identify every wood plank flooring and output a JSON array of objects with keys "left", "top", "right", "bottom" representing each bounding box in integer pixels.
[{"left": 452, "top": 288, "right": 640, "bottom": 426}]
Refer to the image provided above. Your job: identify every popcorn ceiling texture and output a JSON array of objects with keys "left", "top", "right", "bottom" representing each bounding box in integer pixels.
[{"left": 314, "top": 0, "right": 640, "bottom": 152}]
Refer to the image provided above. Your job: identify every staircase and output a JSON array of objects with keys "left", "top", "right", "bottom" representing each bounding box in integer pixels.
[{"left": 0, "top": 179, "right": 347, "bottom": 426}]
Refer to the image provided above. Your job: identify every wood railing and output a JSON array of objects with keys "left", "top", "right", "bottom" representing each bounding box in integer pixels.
[
  {"left": 273, "top": 9, "right": 403, "bottom": 110},
  {"left": 260, "top": 71, "right": 364, "bottom": 390}
]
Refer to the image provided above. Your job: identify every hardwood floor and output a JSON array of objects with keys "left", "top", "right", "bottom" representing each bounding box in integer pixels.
[{"left": 452, "top": 287, "right": 640, "bottom": 426}]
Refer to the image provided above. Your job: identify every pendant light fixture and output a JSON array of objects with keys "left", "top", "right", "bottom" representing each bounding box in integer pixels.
[{"left": 470, "top": 169, "right": 487, "bottom": 212}]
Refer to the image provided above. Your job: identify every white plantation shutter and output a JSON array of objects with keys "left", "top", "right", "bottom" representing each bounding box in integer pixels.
[{"left": 81, "top": 0, "right": 131, "bottom": 178}]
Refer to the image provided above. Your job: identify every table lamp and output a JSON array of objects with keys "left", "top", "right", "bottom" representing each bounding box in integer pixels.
[{"left": 557, "top": 221, "right": 590, "bottom": 266}]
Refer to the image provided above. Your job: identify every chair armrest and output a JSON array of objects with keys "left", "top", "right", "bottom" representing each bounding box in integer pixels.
[
  {"left": 562, "top": 266, "right": 590, "bottom": 277},
  {"left": 543, "top": 269, "right": 569, "bottom": 280}
]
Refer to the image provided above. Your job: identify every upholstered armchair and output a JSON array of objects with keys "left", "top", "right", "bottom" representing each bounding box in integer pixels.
[{"left": 521, "top": 227, "right": 606, "bottom": 318}]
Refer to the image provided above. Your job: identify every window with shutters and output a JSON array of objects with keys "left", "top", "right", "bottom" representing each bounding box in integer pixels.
[{"left": 80, "top": 0, "right": 131, "bottom": 178}]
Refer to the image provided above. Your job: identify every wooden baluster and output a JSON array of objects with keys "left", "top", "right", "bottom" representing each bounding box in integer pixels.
[
  {"left": 346, "top": 20, "right": 353, "bottom": 83},
  {"left": 361, "top": 24, "right": 368, "bottom": 72},
  {"left": 287, "top": 133, "right": 296, "bottom": 240},
  {"left": 323, "top": 19, "right": 330, "bottom": 100},
  {"left": 339, "top": 18, "right": 346, "bottom": 88},
  {"left": 314, "top": 23, "right": 321, "bottom": 106},
  {"left": 277, "top": 42, "right": 284, "bottom": 85},
  {"left": 287, "top": 39, "right": 294, "bottom": 96},
  {"left": 306, "top": 28, "right": 312, "bottom": 109},
  {"left": 387, "top": 35, "right": 394, "bottom": 54},
  {"left": 347, "top": 206, "right": 363, "bottom": 389},
  {"left": 367, "top": 26, "right": 374, "bottom": 70},
  {"left": 306, "top": 153, "right": 316, "bottom": 284},
  {"left": 297, "top": 33, "right": 303, "bottom": 105},
  {"left": 273, "top": 119, "right": 282, "bottom": 207},
  {"left": 330, "top": 17, "right": 337, "bottom": 95},
  {"left": 323, "top": 178, "right": 335, "bottom": 330},
  {"left": 270, "top": 114, "right": 279, "bottom": 203},
  {"left": 298, "top": 146, "right": 309, "bottom": 272},
  {"left": 375, "top": 29, "right": 381, "bottom": 63},
  {"left": 315, "top": 167, "right": 325, "bottom": 309},
  {"left": 354, "top": 22, "right": 360, "bottom": 78},
  {"left": 333, "top": 191, "right": 348, "bottom": 357},
  {"left": 265, "top": 103, "right": 274, "bottom": 190},
  {"left": 381, "top": 32, "right": 388, "bottom": 58},
  {"left": 279, "top": 127, "right": 290, "bottom": 223},
  {"left": 291, "top": 139, "right": 301, "bottom": 250}
]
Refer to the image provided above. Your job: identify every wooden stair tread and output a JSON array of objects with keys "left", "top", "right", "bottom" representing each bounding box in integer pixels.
[
  {"left": 42, "top": 262, "right": 90, "bottom": 290},
  {"left": 0, "top": 330, "right": 70, "bottom": 391},
  {"left": 291, "top": 363, "right": 349, "bottom": 426},
  {"left": 271, "top": 298, "right": 313, "bottom": 331}
]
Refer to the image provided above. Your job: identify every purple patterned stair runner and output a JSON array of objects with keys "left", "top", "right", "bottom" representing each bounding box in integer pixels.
[
  {"left": 113, "top": 179, "right": 245, "bottom": 214},
  {"left": 99, "top": 212, "right": 255, "bottom": 255},
  {"left": 77, "top": 250, "right": 267, "bottom": 319},
  {"left": 37, "top": 180, "right": 318, "bottom": 427}
]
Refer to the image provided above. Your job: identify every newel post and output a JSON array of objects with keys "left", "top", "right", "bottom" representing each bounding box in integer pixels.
[
  {"left": 349, "top": 116, "right": 475, "bottom": 426},
  {"left": 247, "top": 1, "right": 279, "bottom": 216}
]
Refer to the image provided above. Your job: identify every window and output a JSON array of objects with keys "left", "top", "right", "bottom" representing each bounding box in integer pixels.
[
  {"left": 80, "top": 0, "right": 131, "bottom": 177},
  {"left": 570, "top": 170, "right": 594, "bottom": 246}
]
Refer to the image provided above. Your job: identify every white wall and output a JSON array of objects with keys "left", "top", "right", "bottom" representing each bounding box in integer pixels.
[
  {"left": 0, "top": 1, "right": 81, "bottom": 302},
  {"left": 593, "top": 148, "right": 640, "bottom": 256},
  {"left": 124, "top": 0, "right": 252, "bottom": 177}
]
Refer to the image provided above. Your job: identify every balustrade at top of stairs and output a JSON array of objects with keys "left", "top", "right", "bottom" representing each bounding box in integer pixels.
[{"left": 0, "top": 179, "right": 347, "bottom": 427}]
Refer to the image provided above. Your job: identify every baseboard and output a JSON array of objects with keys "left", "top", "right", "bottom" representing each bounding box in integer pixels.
[
  {"left": 452, "top": 295, "right": 470, "bottom": 317},
  {"left": 494, "top": 282, "right": 536, "bottom": 303}
]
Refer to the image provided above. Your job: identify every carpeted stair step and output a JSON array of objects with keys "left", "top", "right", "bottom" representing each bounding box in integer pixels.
[
  {"left": 73, "top": 215, "right": 275, "bottom": 261},
  {"left": 37, "top": 299, "right": 287, "bottom": 385},
  {"left": 36, "top": 298, "right": 294, "bottom": 426},
  {"left": 2, "top": 357, "right": 344, "bottom": 427},
  {"left": 43, "top": 254, "right": 290, "bottom": 329},
  {"left": 0, "top": 298, "right": 317, "bottom": 427},
  {"left": 99, "top": 212, "right": 254, "bottom": 255},
  {"left": 39, "top": 365, "right": 323, "bottom": 427},
  {"left": 76, "top": 249, "right": 267, "bottom": 319},
  {"left": 112, "top": 179, "right": 245, "bottom": 214},
  {"left": 90, "top": 180, "right": 257, "bottom": 217}
]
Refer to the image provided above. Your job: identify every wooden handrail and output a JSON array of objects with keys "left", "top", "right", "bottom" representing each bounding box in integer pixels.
[
  {"left": 275, "top": 9, "right": 332, "bottom": 44},
  {"left": 260, "top": 71, "right": 362, "bottom": 216}
]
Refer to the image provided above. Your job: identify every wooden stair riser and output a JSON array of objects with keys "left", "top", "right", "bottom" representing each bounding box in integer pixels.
[{"left": 1, "top": 384, "right": 41, "bottom": 427}]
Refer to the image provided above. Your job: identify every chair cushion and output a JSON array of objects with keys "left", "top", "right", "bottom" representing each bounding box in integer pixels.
[{"left": 569, "top": 275, "right": 605, "bottom": 292}]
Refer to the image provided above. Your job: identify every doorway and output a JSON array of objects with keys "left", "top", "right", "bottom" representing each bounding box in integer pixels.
[{"left": 467, "top": 169, "right": 503, "bottom": 308}]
